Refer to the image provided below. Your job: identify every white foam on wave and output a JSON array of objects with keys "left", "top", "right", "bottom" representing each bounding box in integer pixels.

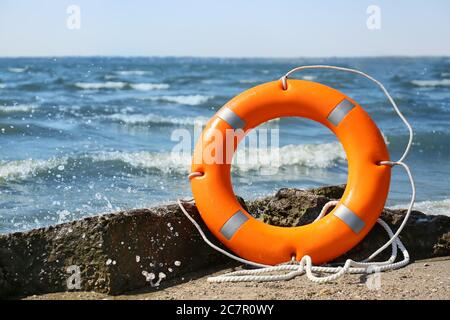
[
  {"left": 75, "top": 81, "right": 127, "bottom": 90},
  {"left": 411, "top": 79, "right": 450, "bottom": 87},
  {"left": 277, "top": 142, "right": 346, "bottom": 168},
  {"left": 90, "top": 142, "right": 345, "bottom": 174},
  {"left": 0, "top": 84, "right": 5, "bottom": 89},
  {"left": 0, "top": 142, "right": 346, "bottom": 181},
  {"left": 201, "top": 79, "right": 225, "bottom": 85},
  {"left": 74, "top": 81, "right": 169, "bottom": 91},
  {"left": 0, "top": 104, "right": 34, "bottom": 113},
  {"left": 8, "top": 67, "right": 27, "bottom": 73},
  {"left": 130, "top": 83, "right": 169, "bottom": 91},
  {"left": 90, "top": 151, "right": 190, "bottom": 174},
  {"left": 233, "top": 142, "right": 346, "bottom": 172},
  {"left": 0, "top": 157, "right": 68, "bottom": 181},
  {"left": 302, "top": 75, "right": 317, "bottom": 81},
  {"left": 239, "top": 79, "right": 258, "bottom": 84},
  {"left": 104, "top": 113, "right": 208, "bottom": 126},
  {"left": 115, "top": 70, "right": 153, "bottom": 76},
  {"left": 390, "top": 199, "right": 450, "bottom": 217},
  {"left": 150, "top": 95, "right": 211, "bottom": 105}
]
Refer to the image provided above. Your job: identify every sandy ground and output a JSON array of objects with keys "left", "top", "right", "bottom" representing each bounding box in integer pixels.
[{"left": 24, "top": 257, "right": 450, "bottom": 300}]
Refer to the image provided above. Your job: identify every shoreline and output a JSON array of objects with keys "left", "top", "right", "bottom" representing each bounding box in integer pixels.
[{"left": 23, "top": 257, "right": 450, "bottom": 300}]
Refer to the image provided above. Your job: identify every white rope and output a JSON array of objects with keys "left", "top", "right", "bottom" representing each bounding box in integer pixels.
[
  {"left": 177, "top": 198, "right": 268, "bottom": 269},
  {"left": 314, "top": 200, "right": 339, "bottom": 222},
  {"left": 281, "top": 65, "right": 413, "bottom": 162},
  {"left": 178, "top": 65, "right": 415, "bottom": 283},
  {"left": 364, "top": 161, "right": 415, "bottom": 262},
  {"left": 178, "top": 199, "right": 410, "bottom": 283}
]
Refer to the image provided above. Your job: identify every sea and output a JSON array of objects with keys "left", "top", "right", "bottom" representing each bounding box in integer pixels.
[{"left": 0, "top": 57, "right": 449, "bottom": 234}]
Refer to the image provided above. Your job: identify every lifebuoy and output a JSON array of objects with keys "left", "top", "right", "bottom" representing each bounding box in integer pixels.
[{"left": 190, "top": 79, "right": 391, "bottom": 265}]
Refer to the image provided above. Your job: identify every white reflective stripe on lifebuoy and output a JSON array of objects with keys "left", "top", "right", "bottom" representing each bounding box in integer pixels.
[
  {"left": 220, "top": 210, "right": 249, "bottom": 240},
  {"left": 216, "top": 107, "right": 246, "bottom": 130},
  {"left": 333, "top": 204, "right": 365, "bottom": 234},
  {"left": 327, "top": 99, "right": 355, "bottom": 126}
]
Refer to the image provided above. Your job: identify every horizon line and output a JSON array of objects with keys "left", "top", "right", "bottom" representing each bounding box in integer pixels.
[{"left": 0, "top": 54, "right": 449, "bottom": 59}]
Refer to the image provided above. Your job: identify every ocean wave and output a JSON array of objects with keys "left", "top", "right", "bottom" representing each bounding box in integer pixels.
[
  {"left": 95, "top": 142, "right": 345, "bottom": 173},
  {"left": 411, "top": 79, "right": 450, "bottom": 87},
  {"left": 0, "top": 157, "right": 68, "bottom": 181},
  {"left": 233, "top": 142, "right": 346, "bottom": 172},
  {"left": 390, "top": 199, "right": 450, "bottom": 217},
  {"left": 0, "top": 104, "right": 34, "bottom": 114},
  {"left": 89, "top": 151, "right": 189, "bottom": 174},
  {"left": 115, "top": 70, "right": 153, "bottom": 76},
  {"left": 0, "top": 142, "right": 346, "bottom": 182},
  {"left": 8, "top": 67, "right": 27, "bottom": 73},
  {"left": 18, "top": 83, "right": 45, "bottom": 91},
  {"left": 0, "top": 152, "right": 185, "bottom": 181},
  {"left": 278, "top": 142, "right": 345, "bottom": 168},
  {"left": 74, "top": 81, "right": 127, "bottom": 90},
  {"left": 302, "top": 75, "right": 317, "bottom": 81},
  {"left": 130, "top": 83, "right": 169, "bottom": 91},
  {"left": 74, "top": 81, "right": 169, "bottom": 91},
  {"left": 150, "top": 95, "right": 211, "bottom": 105},
  {"left": 201, "top": 79, "right": 226, "bottom": 85},
  {"left": 239, "top": 79, "right": 258, "bottom": 84},
  {"left": 104, "top": 113, "right": 208, "bottom": 126},
  {"left": 0, "top": 84, "right": 5, "bottom": 89}
]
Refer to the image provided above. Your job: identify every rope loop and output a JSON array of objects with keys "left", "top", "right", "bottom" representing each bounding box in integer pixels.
[
  {"left": 188, "top": 171, "right": 204, "bottom": 179},
  {"left": 378, "top": 160, "right": 398, "bottom": 167},
  {"left": 280, "top": 76, "right": 288, "bottom": 90}
]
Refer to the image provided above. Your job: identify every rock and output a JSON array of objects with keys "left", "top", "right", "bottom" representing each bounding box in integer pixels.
[
  {"left": 247, "top": 188, "right": 332, "bottom": 226},
  {"left": 376, "top": 209, "right": 450, "bottom": 261},
  {"left": 248, "top": 185, "right": 450, "bottom": 262},
  {"left": 433, "top": 232, "right": 450, "bottom": 257},
  {"left": 0, "top": 203, "right": 228, "bottom": 298},
  {"left": 0, "top": 185, "right": 449, "bottom": 298},
  {"left": 310, "top": 184, "right": 346, "bottom": 199}
]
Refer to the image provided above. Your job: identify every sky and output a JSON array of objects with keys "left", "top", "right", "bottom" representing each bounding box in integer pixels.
[{"left": 0, "top": 0, "right": 449, "bottom": 57}]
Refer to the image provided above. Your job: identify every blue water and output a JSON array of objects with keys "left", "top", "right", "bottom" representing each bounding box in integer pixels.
[{"left": 1, "top": 57, "right": 449, "bottom": 234}]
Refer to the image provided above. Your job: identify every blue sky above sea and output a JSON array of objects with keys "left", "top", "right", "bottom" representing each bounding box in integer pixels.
[{"left": 0, "top": 0, "right": 449, "bottom": 57}]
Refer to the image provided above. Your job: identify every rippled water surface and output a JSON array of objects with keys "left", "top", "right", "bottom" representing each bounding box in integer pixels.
[{"left": 1, "top": 57, "right": 449, "bottom": 233}]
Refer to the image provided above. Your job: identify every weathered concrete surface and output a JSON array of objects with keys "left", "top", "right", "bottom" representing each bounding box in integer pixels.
[{"left": 1, "top": 185, "right": 449, "bottom": 298}]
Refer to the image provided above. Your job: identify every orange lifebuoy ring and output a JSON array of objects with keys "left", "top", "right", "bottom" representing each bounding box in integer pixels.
[{"left": 190, "top": 79, "right": 391, "bottom": 265}]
